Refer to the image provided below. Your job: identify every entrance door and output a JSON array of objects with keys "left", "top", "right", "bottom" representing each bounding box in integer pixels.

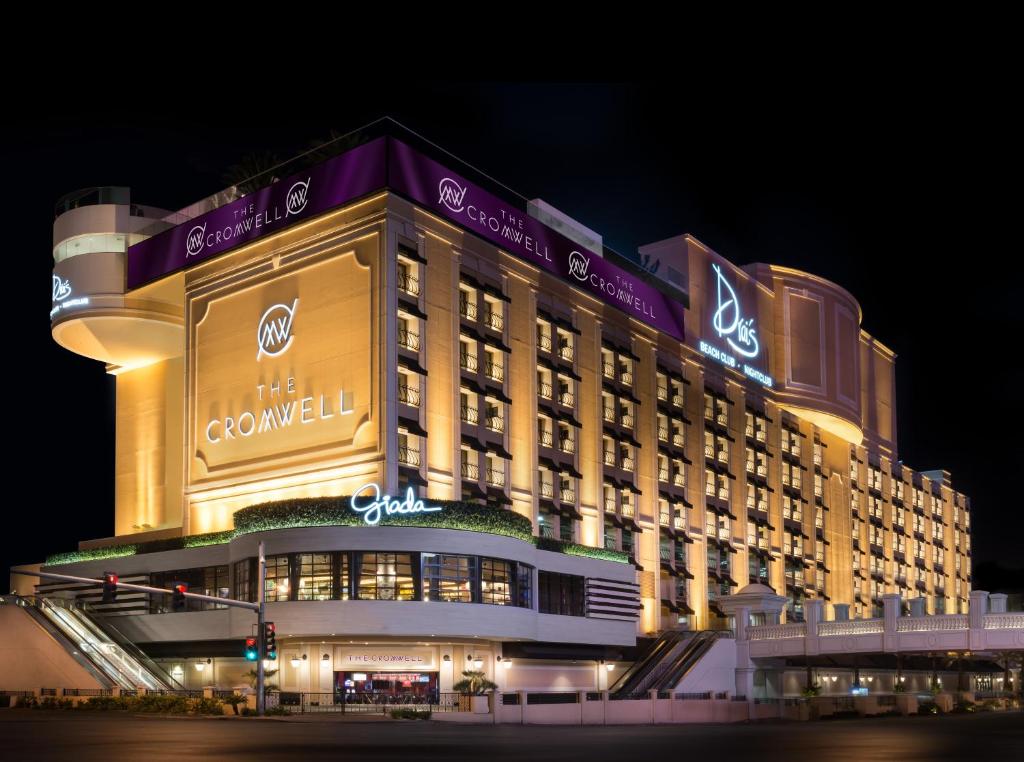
[{"left": 335, "top": 671, "right": 438, "bottom": 705}]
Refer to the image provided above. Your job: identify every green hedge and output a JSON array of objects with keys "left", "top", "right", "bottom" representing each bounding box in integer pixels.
[{"left": 46, "top": 496, "right": 627, "bottom": 565}]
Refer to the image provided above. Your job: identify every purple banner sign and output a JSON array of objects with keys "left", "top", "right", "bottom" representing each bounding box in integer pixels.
[
  {"left": 387, "top": 139, "right": 685, "bottom": 341},
  {"left": 126, "top": 138, "right": 388, "bottom": 288}
]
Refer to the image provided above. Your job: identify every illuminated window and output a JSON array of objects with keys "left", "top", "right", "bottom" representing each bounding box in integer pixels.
[
  {"left": 297, "top": 553, "right": 335, "bottom": 601},
  {"left": 422, "top": 554, "right": 474, "bottom": 603},
  {"left": 357, "top": 553, "right": 415, "bottom": 601}
]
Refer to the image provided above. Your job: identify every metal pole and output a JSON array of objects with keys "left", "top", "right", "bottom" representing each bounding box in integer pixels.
[{"left": 257, "top": 541, "right": 266, "bottom": 717}]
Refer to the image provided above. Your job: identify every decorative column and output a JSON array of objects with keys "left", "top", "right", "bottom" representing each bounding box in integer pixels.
[
  {"left": 882, "top": 593, "right": 901, "bottom": 653},
  {"left": 969, "top": 590, "right": 989, "bottom": 651}
]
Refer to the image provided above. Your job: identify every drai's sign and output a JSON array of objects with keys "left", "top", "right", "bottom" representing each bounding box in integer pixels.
[
  {"left": 349, "top": 483, "right": 442, "bottom": 526},
  {"left": 203, "top": 300, "right": 354, "bottom": 445},
  {"left": 699, "top": 264, "right": 773, "bottom": 387},
  {"left": 50, "top": 274, "right": 89, "bottom": 318}
]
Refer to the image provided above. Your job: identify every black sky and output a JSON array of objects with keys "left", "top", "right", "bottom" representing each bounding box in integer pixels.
[{"left": 4, "top": 81, "right": 1021, "bottom": 584}]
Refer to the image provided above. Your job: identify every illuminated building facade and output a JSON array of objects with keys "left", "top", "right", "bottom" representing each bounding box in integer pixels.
[{"left": 30, "top": 122, "right": 972, "bottom": 694}]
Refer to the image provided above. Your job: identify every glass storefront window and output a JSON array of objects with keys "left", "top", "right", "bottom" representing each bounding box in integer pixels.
[
  {"left": 481, "top": 559, "right": 512, "bottom": 605},
  {"left": 265, "top": 555, "right": 291, "bottom": 602},
  {"left": 422, "top": 554, "right": 474, "bottom": 602},
  {"left": 517, "top": 564, "right": 533, "bottom": 609},
  {"left": 297, "top": 553, "right": 334, "bottom": 601},
  {"left": 358, "top": 553, "right": 415, "bottom": 601}
]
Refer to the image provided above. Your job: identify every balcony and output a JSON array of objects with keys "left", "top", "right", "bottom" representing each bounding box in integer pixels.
[
  {"left": 486, "top": 468, "right": 505, "bottom": 487},
  {"left": 560, "top": 487, "right": 575, "bottom": 503},
  {"left": 540, "top": 482, "right": 554, "bottom": 499},
  {"left": 673, "top": 472, "right": 685, "bottom": 488},
  {"left": 461, "top": 462, "right": 480, "bottom": 480},
  {"left": 620, "top": 457, "right": 635, "bottom": 472},
  {"left": 716, "top": 449, "right": 729, "bottom": 464},
  {"left": 460, "top": 353, "right": 478, "bottom": 372},
  {"left": 559, "top": 437, "right": 576, "bottom": 454},
  {"left": 603, "top": 407, "right": 616, "bottom": 423},
  {"left": 672, "top": 432, "right": 684, "bottom": 448},
  {"left": 658, "top": 426, "right": 669, "bottom": 442},
  {"left": 537, "top": 333, "right": 552, "bottom": 352},
  {"left": 602, "top": 361, "right": 615, "bottom": 379},
  {"left": 603, "top": 451, "right": 616, "bottom": 467},
  {"left": 459, "top": 299, "right": 478, "bottom": 321},
  {"left": 483, "top": 310, "right": 504, "bottom": 332},
  {"left": 657, "top": 385, "right": 669, "bottom": 401},
  {"left": 620, "top": 413, "right": 634, "bottom": 429},
  {"left": 538, "top": 382, "right": 553, "bottom": 400},
  {"left": 620, "top": 370, "right": 633, "bottom": 385},
  {"left": 483, "top": 359, "right": 504, "bottom": 382},
  {"left": 398, "top": 328, "right": 420, "bottom": 351},
  {"left": 674, "top": 515, "right": 685, "bottom": 531},
  {"left": 813, "top": 449, "right": 823, "bottom": 467},
  {"left": 538, "top": 431, "right": 553, "bottom": 448},
  {"left": 658, "top": 467, "right": 669, "bottom": 482},
  {"left": 717, "top": 487, "right": 729, "bottom": 501},
  {"left": 558, "top": 343, "right": 574, "bottom": 362},
  {"left": 398, "top": 446, "right": 420, "bottom": 467},
  {"left": 705, "top": 481, "right": 715, "bottom": 497},
  {"left": 604, "top": 498, "right": 616, "bottom": 513},
  {"left": 397, "top": 271, "right": 420, "bottom": 296},
  {"left": 715, "top": 412, "right": 728, "bottom": 427},
  {"left": 672, "top": 393, "right": 684, "bottom": 408},
  {"left": 558, "top": 391, "right": 575, "bottom": 407},
  {"left": 621, "top": 502, "right": 635, "bottom": 519},
  {"left": 398, "top": 384, "right": 420, "bottom": 407},
  {"left": 485, "top": 415, "right": 505, "bottom": 433},
  {"left": 460, "top": 405, "right": 479, "bottom": 424}
]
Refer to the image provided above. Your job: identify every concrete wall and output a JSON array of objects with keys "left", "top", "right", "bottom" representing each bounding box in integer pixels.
[{"left": 0, "top": 605, "right": 103, "bottom": 691}]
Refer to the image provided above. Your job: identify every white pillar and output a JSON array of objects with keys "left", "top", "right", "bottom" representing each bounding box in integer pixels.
[
  {"left": 883, "top": 594, "right": 901, "bottom": 652},
  {"left": 989, "top": 593, "right": 1008, "bottom": 614}
]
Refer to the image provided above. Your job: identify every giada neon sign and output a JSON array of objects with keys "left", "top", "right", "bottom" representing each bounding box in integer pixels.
[{"left": 350, "top": 483, "right": 442, "bottom": 526}]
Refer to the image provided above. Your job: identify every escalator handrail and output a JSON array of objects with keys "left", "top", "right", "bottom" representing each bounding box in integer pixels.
[
  {"left": 14, "top": 598, "right": 118, "bottom": 689},
  {"left": 610, "top": 631, "right": 684, "bottom": 695},
  {"left": 660, "top": 631, "right": 720, "bottom": 689}
]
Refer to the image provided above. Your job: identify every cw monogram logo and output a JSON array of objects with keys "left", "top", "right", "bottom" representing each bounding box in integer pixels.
[
  {"left": 568, "top": 250, "right": 591, "bottom": 282},
  {"left": 186, "top": 222, "right": 207, "bottom": 257},
  {"left": 438, "top": 177, "right": 467, "bottom": 213},
  {"left": 286, "top": 178, "right": 311, "bottom": 216},
  {"left": 256, "top": 299, "right": 299, "bottom": 361}
]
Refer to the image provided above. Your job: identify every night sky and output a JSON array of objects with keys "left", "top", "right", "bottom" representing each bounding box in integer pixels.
[{"left": 5, "top": 82, "right": 1021, "bottom": 589}]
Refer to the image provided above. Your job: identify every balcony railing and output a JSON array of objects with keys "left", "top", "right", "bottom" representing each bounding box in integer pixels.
[
  {"left": 604, "top": 498, "right": 616, "bottom": 513},
  {"left": 540, "top": 482, "right": 554, "bottom": 498},
  {"left": 560, "top": 488, "right": 575, "bottom": 503},
  {"left": 397, "top": 271, "right": 420, "bottom": 296},
  {"left": 398, "top": 384, "right": 420, "bottom": 407},
  {"left": 674, "top": 515, "right": 685, "bottom": 530},
  {"left": 537, "top": 334, "right": 552, "bottom": 352},
  {"left": 716, "top": 450, "right": 729, "bottom": 464},
  {"left": 620, "top": 370, "right": 633, "bottom": 385},
  {"left": 486, "top": 468, "right": 505, "bottom": 487},
  {"left": 558, "top": 344, "right": 574, "bottom": 362},
  {"left": 538, "top": 382, "right": 553, "bottom": 399},
  {"left": 704, "top": 443, "right": 715, "bottom": 459},
  {"left": 461, "top": 406, "right": 479, "bottom": 424},
  {"left": 461, "top": 462, "right": 479, "bottom": 480},
  {"left": 658, "top": 468, "right": 669, "bottom": 482},
  {"left": 398, "top": 446, "right": 420, "bottom": 467},
  {"left": 672, "top": 432, "right": 684, "bottom": 447},
  {"left": 657, "top": 386, "right": 669, "bottom": 401},
  {"left": 483, "top": 359, "right": 504, "bottom": 382},
  {"left": 620, "top": 414, "right": 634, "bottom": 429},
  {"left": 715, "top": 412, "right": 728, "bottom": 426},
  {"left": 559, "top": 437, "right": 576, "bottom": 454},
  {"left": 538, "top": 431, "right": 553, "bottom": 448},
  {"left": 602, "top": 361, "right": 615, "bottom": 378},
  {"left": 621, "top": 502, "right": 635, "bottom": 519},
  {"left": 558, "top": 391, "right": 575, "bottom": 407},
  {"left": 673, "top": 472, "right": 685, "bottom": 487},
  {"left": 658, "top": 426, "right": 669, "bottom": 441},
  {"left": 672, "top": 393, "right": 684, "bottom": 408},
  {"left": 460, "top": 299, "right": 478, "bottom": 320},
  {"left": 398, "top": 328, "right": 420, "bottom": 351},
  {"left": 603, "top": 407, "right": 616, "bottom": 423},
  {"left": 756, "top": 464, "right": 767, "bottom": 477},
  {"left": 485, "top": 415, "right": 505, "bottom": 433},
  {"left": 603, "top": 451, "right": 616, "bottom": 467},
  {"left": 620, "top": 457, "right": 634, "bottom": 471},
  {"left": 460, "top": 353, "right": 478, "bottom": 372},
  {"left": 483, "top": 310, "right": 504, "bottom": 332}
]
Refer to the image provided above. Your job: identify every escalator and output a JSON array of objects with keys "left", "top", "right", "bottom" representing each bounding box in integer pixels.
[
  {"left": 610, "top": 630, "right": 723, "bottom": 697},
  {"left": 12, "top": 595, "right": 180, "bottom": 690}
]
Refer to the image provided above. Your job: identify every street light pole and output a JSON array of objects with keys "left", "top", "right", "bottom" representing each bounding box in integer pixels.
[{"left": 257, "top": 541, "right": 266, "bottom": 717}]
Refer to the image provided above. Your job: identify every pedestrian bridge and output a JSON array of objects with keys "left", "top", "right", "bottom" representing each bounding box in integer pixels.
[{"left": 732, "top": 589, "right": 1024, "bottom": 660}]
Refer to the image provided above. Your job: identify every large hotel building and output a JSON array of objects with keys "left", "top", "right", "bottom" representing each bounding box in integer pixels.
[{"left": 25, "top": 120, "right": 973, "bottom": 696}]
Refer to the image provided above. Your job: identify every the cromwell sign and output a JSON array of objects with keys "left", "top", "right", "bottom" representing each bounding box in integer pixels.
[{"left": 129, "top": 136, "right": 685, "bottom": 341}]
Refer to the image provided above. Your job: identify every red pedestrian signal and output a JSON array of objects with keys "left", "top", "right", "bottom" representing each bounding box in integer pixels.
[
  {"left": 172, "top": 582, "right": 188, "bottom": 612},
  {"left": 102, "top": 572, "right": 118, "bottom": 604}
]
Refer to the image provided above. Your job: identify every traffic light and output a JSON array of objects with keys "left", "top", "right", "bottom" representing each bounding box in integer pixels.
[
  {"left": 172, "top": 582, "right": 188, "bottom": 612},
  {"left": 263, "top": 622, "right": 277, "bottom": 660},
  {"left": 245, "top": 637, "right": 258, "bottom": 661},
  {"left": 102, "top": 572, "right": 118, "bottom": 604}
]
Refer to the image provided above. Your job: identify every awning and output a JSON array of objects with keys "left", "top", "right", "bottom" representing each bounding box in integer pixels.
[{"left": 399, "top": 416, "right": 428, "bottom": 438}]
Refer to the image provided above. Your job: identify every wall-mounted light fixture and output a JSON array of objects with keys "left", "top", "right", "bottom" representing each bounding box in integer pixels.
[
  {"left": 194, "top": 658, "right": 211, "bottom": 672},
  {"left": 466, "top": 654, "right": 485, "bottom": 669},
  {"left": 290, "top": 654, "right": 308, "bottom": 668},
  {"left": 443, "top": 654, "right": 451, "bottom": 662},
  {"left": 501, "top": 658, "right": 512, "bottom": 670},
  {"left": 322, "top": 653, "right": 331, "bottom": 662}
]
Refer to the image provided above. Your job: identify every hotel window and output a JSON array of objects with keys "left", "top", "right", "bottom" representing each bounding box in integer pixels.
[
  {"left": 264, "top": 555, "right": 291, "bottom": 602},
  {"left": 538, "top": 572, "right": 585, "bottom": 617},
  {"left": 485, "top": 454, "right": 505, "bottom": 487},
  {"left": 815, "top": 540, "right": 825, "bottom": 564},
  {"left": 601, "top": 347, "right": 615, "bottom": 379},
  {"left": 397, "top": 312, "right": 420, "bottom": 352},
  {"left": 558, "top": 422, "right": 575, "bottom": 453},
  {"left": 556, "top": 328, "right": 574, "bottom": 362},
  {"left": 357, "top": 553, "right": 415, "bottom": 601},
  {"left": 398, "top": 429, "right": 420, "bottom": 467},
  {"left": 704, "top": 393, "right": 714, "bottom": 423},
  {"left": 673, "top": 458, "right": 686, "bottom": 488},
  {"left": 814, "top": 505, "right": 824, "bottom": 530},
  {"left": 151, "top": 566, "right": 229, "bottom": 613},
  {"left": 536, "top": 367, "right": 553, "bottom": 400},
  {"left": 748, "top": 554, "right": 768, "bottom": 585},
  {"left": 484, "top": 397, "right": 504, "bottom": 432},
  {"left": 660, "top": 536, "right": 673, "bottom": 563},
  {"left": 603, "top": 483, "right": 616, "bottom": 514},
  {"left": 869, "top": 495, "right": 883, "bottom": 520},
  {"left": 539, "top": 467, "right": 554, "bottom": 499},
  {"left": 932, "top": 546, "right": 944, "bottom": 565},
  {"left": 481, "top": 559, "right": 513, "bottom": 605},
  {"left": 715, "top": 436, "right": 729, "bottom": 464},
  {"left": 397, "top": 256, "right": 420, "bottom": 297},
  {"left": 869, "top": 467, "right": 882, "bottom": 492},
  {"left": 658, "top": 453, "right": 670, "bottom": 483},
  {"left": 459, "top": 286, "right": 477, "bottom": 320},
  {"left": 659, "top": 498, "right": 671, "bottom": 526},
  {"left": 602, "top": 436, "right": 615, "bottom": 467},
  {"left": 539, "top": 505, "right": 558, "bottom": 539},
  {"left": 422, "top": 554, "right": 474, "bottom": 603},
  {"left": 671, "top": 380, "right": 685, "bottom": 409},
  {"left": 913, "top": 513, "right": 925, "bottom": 536},
  {"left": 618, "top": 356, "right": 634, "bottom": 384},
  {"left": 459, "top": 337, "right": 478, "bottom": 372},
  {"left": 658, "top": 413, "right": 669, "bottom": 442},
  {"left": 619, "top": 400, "right": 635, "bottom": 429},
  {"left": 602, "top": 391, "right": 616, "bottom": 423},
  {"left": 482, "top": 295, "right": 503, "bottom": 332},
  {"left": 704, "top": 467, "right": 716, "bottom": 497},
  {"left": 483, "top": 348, "right": 504, "bottom": 382},
  {"left": 560, "top": 475, "right": 576, "bottom": 505},
  {"left": 704, "top": 430, "right": 715, "bottom": 460},
  {"left": 604, "top": 516, "right": 618, "bottom": 550},
  {"left": 622, "top": 527, "right": 635, "bottom": 558},
  {"left": 813, "top": 473, "right": 824, "bottom": 499},
  {"left": 538, "top": 415, "right": 554, "bottom": 448},
  {"left": 398, "top": 369, "right": 421, "bottom": 407},
  {"left": 619, "top": 443, "right": 635, "bottom": 472},
  {"left": 656, "top": 372, "right": 669, "bottom": 400},
  {"left": 536, "top": 317, "right": 552, "bottom": 352},
  {"left": 557, "top": 375, "right": 575, "bottom": 407},
  {"left": 460, "top": 447, "right": 478, "bottom": 481},
  {"left": 671, "top": 419, "right": 685, "bottom": 448},
  {"left": 460, "top": 388, "right": 478, "bottom": 424},
  {"left": 296, "top": 553, "right": 335, "bottom": 601},
  {"left": 621, "top": 489, "right": 635, "bottom": 519}
]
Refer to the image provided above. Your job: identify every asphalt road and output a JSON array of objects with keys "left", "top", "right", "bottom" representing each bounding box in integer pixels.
[{"left": 1, "top": 710, "right": 1021, "bottom": 761}]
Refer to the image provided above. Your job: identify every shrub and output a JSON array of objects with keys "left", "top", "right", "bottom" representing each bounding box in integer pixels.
[
  {"left": 222, "top": 694, "right": 247, "bottom": 715},
  {"left": 78, "top": 696, "right": 129, "bottom": 711},
  {"left": 390, "top": 709, "right": 431, "bottom": 720},
  {"left": 264, "top": 705, "right": 291, "bottom": 716},
  {"left": 189, "top": 697, "right": 225, "bottom": 715}
]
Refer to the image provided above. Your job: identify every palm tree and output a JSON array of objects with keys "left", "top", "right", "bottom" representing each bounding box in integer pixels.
[
  {"left": 452, "top": 670, "right": 497, "bottom": 695},
  {"left": 244, "top": 668, "right": 279, "bottom": 693}
]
